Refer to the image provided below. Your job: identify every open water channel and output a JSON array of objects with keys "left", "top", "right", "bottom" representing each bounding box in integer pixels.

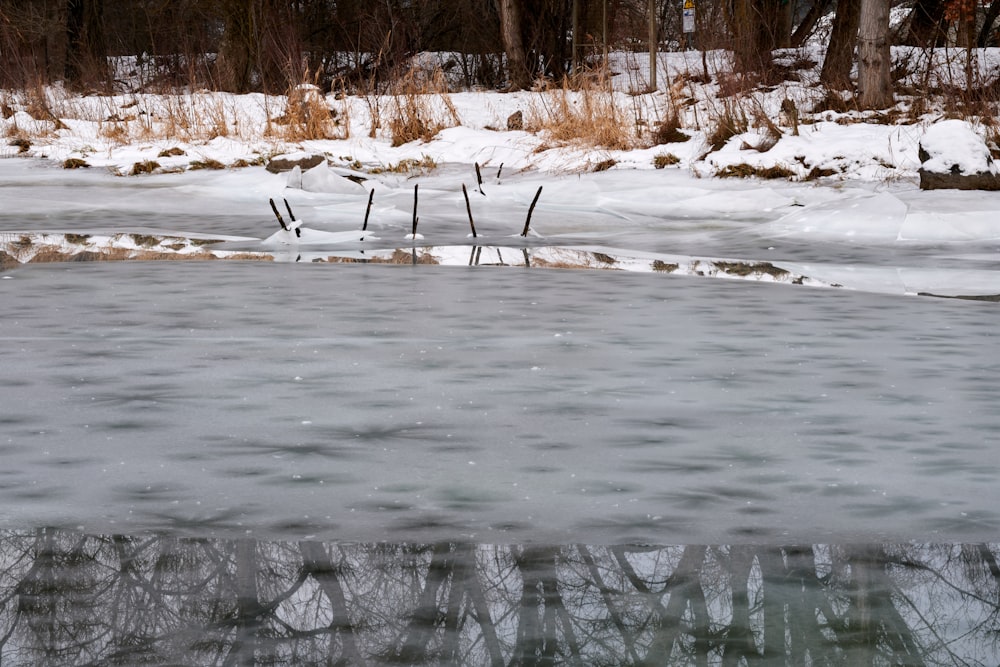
[{"left": 0, "top": 161, "right": 999, "bottom": 664}]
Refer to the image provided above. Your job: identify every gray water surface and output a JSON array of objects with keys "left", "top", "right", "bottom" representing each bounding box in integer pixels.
[{"left": 2, "top": 261, "right": 997, "bottom": 544}]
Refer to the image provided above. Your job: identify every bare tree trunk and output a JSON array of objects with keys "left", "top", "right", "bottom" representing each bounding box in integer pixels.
[
  {"left": 731, "top": 0, "right": 773, "bottom": 75},
  {"left": 791, "top": 0, "right": 833, "bottom": 47},
  {"left": 820, "top": 0, "right": 861, "bottom": 89},
  {"left": 857, "top": 0, "right": 893, "bottom": 108},
  {"left": 497, "top": 0, "right": 530, "bottom": 89},
  {"left": 978, "top": 0, "right": 1000, "bottom": 46}
]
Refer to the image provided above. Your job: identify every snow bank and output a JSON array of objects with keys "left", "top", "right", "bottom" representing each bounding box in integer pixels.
[{"left": 919, "top": 120, "right": 997, "bottom": 175}]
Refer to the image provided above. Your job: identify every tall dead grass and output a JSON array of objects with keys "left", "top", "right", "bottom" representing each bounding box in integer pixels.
[
  {"left": 385, "top": 68, "right": 460, "bottom": 146},
  {"left": 527, "top": 75, "right": 635, "bottom": 151},
  {"left": 269, "top": 72, "right": 349, "bottom": 141}
]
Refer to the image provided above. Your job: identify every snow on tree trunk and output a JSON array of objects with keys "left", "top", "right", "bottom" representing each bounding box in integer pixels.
[{"left": 857, "top": 0, "right": 893, "bottom": 109}]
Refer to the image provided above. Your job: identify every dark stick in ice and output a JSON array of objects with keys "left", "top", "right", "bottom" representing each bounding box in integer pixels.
[
  {"left": 411, "top": 184, "right": 419, "bottom": 237},
  {"left": 521, "top": 186, "right": 542, "bottom": 237},
  {"left": 269, "top": 198, "right": 288, "bottom": 231},
  {"left": 462, "top": 184, "right": 477, "bottom": 238},
  {"left": 475, "top": 162, "right": 484, "bottom": 195},
  {"left": 362, "top": 189, "right": 374, "bottom": 232}
]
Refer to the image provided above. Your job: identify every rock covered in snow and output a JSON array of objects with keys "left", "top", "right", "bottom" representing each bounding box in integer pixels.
[
  {"left": 918, "top": 120, "right": 1000, "bottom": 190},
  {"left": 266, "top": 152, "right": 326, "bottom": 174},
  {"left": 286, "top": 163, "right": 367, "bottom": 194}
]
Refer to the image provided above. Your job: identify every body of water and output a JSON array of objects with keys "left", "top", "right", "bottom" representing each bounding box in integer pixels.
[{"left": 1, "top": 162, "right": 999, "bottom": 664}]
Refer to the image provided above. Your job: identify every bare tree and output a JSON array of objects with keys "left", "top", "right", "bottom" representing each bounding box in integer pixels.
[
  {"left": 820, "top": 0, "right": 862, "bottom": 89},
  {"left": 496, "top": 0, "right": 531, "bottom": 88},
  {"left": 857, "top": 0, "right": 893, "bottom": 108}
]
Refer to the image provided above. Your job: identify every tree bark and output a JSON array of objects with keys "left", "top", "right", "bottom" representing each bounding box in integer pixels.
[
  {"left": 820, "top": 0, "right": 861, "bottom": 89},
  {"left": 496, "top": 0, "right": 530, "bottom": 89},
  {"left": 731, "top": 0, "right": 774, "bottom": 75},
  {"left": 857, "top": 0, "right": 893, "bottom": 109}
]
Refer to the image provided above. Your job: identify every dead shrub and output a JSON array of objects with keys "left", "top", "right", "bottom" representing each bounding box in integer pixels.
[
  {"left": 756, "top": 165, "right": 796, "bottom": 179},
  {"left": 278, "top": 75, "right": 349, "bottom": 141},
  {"left": 370, "top": 155, "right": 438, "bottom": 175},
  {"left": 130, "top": 160, "right": 160, "bottom": 175},
  {"left": 8, "top": 137, "right": 31, "bottom": 153},
  {"left": 188, "top": 158, "right": 225, "bottom": 170},
  {"left": 717, "top": 163, "right": 757, "bottom": 178},
  {"left": 717, "top": 163, "right": 796, "bottom": 179},
  {"left": 387, "top": 68, "right": 460, "bottom": 146},
  {"left": 100, "top": 121, "right": 130, "bottom": 144},
  {"left": 805, "top": 166, "right": 838, "bottom": 180},
  {"left": 528, "top": 77, "right": 633, "bottom": 150},
  {"left": 653, "top": 153, "right": 680, "bottom": 168},
  {"left": 707, "top": 100, "right": 748, "bottom": 151},
  {"left": 652, "top": 113, "right": 689, "bottom": 144}
]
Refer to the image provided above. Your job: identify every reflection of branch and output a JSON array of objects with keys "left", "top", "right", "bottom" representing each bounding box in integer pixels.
[
  {"left": 392, "top": 542, "right": 454, "bottom": 664},
  {"left": 893, "top": 551, "right": 1000, "bottom": 607},
  {"left": 299, "top": 540, "right": 365, "bottom": 665},
  {"left": 893, "top": 585, "right": 972, "bottom": 667},
  {"left": 578, "top": 545, "right": 640, "bottom": 663},
  {"left": 642, "top": 544, "right": 707, "bottom": 662},
  {"left": 512, "top": 546, "right": 568, "bottom": 665},
  {"left": 464, "top": 546, "right": 505, "bottom": 667}
]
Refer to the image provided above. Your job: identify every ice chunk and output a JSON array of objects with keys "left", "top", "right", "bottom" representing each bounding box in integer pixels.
[{"left": 762, "top": 192, "right": 907, "bottom": 241}]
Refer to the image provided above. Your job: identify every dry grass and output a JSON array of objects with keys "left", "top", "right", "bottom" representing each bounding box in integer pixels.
[
  {"left": 386, "top": 68, "right": 460, "bottom": 146},
  {"left": 25, "top": 248, "right": 272, "bottom": 263},
  {"left": 188, "top": 158, "right": 225, "bottom": 170},
  {"left": 129, "top": 160, "right": 160, "bottom": 175},
  {"left": 652, "top": 112, "right": 689, "bottom": 145},
  {"left": 652, "top": 260, "right": 680, "bottom": 272},
  {"left": 653, "top": 153, "right": 680, "bottom": 168},
  {"left": 272, "top": 74, "right": 349, "bottom": 142},
  {"left": 716, "top": 163, "right": 796, "bottom": 179},
  {"left": 369, "top": 154, "right": 438, "bottom": 175},
  {"left": 527, "top": 77, "right": 634, "bottom": 150},
  {"left": 706, "top": 99, "right": 749, "bottom": 151}
]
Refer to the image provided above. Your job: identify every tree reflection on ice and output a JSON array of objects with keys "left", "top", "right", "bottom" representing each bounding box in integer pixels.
[{"left": 1, "top": 530, "right": 997, "bottom": 665}]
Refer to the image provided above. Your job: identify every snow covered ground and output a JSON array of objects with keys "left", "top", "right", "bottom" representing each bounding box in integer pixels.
[
  {"left": 2, "top": 48, "right": 1000, "bottom": 298},
  {"left": 1, "top": 156, "right": 998, "bottom": 298}
]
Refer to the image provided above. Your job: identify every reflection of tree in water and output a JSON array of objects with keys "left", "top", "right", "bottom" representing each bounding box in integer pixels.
[{"left": 0, "top": 534, "right": 998, "bottom": 664}]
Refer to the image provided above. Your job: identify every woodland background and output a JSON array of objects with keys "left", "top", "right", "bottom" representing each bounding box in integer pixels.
[{"left": 2, "top": 0, "right": 997, "bottom": 109}]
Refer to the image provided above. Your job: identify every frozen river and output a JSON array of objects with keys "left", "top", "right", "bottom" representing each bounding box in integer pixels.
[
  {"left": 2, "top": 260, "right": 999, "bottom": 545},
  {"left": 1, "top": 161, "right": 999, "bottom": 663}
]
